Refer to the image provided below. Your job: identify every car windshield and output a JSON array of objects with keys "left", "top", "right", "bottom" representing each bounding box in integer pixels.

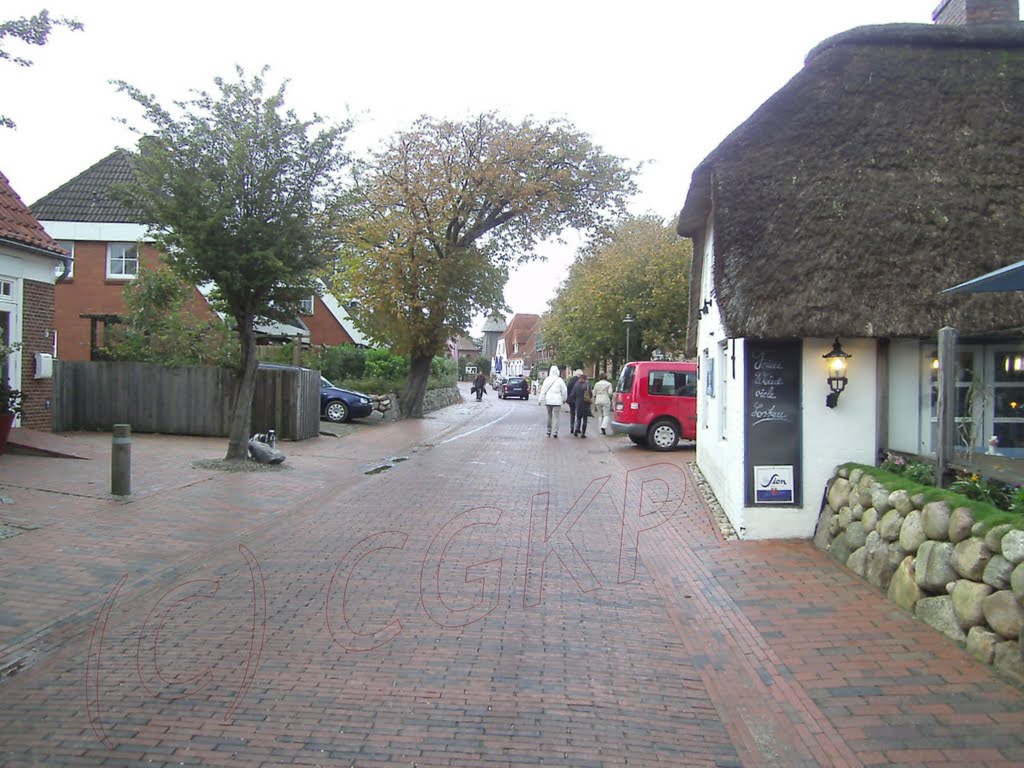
[{"left": 321, "top": 376, "right": 334, "bottom": 388}]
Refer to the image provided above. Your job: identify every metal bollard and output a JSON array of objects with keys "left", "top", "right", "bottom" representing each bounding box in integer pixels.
[{"left": 111, "top": 424, "right": 131, "bottom": 496}]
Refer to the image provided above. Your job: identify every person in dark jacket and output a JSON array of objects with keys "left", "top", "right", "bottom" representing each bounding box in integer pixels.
[
  {"left": 571, "top": 373, "right": 592, "bottom": 437},
  {"left": 472, "top": 372, "right": 487, "bottom": 401},
  {"left": 566, "top": 369, "right": 582, "bottom": 428}
]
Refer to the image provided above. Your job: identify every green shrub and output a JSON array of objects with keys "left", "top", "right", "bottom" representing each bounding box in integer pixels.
[
  {"left": 365, "top": 348, "right": 409, "bottom": 380},
  {"left": 904, "top": 461, "right": 935, "bottom": 485}
]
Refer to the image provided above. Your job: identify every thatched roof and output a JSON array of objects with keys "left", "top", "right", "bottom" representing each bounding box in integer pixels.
[{"left": 677, "top": 23, "right": 1024, "bottom": 354}]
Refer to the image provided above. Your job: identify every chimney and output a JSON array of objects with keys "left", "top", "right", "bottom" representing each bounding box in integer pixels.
[{"left": 933, "top": 0, "right": 1020, "bottom": 24}]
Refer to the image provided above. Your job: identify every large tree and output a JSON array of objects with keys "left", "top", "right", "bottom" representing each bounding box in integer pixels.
[
  {"left": 543, "top": 215, "right": 692, "bottom": 370},
  {"left": 332, "top": 113, "right": 637, "bottom": 417},
  {"left": 116, "top": 67, "right": 351, "bottom": 459},
  {"left": 1, "top": 9, "right": 82, "bottom": 129}
]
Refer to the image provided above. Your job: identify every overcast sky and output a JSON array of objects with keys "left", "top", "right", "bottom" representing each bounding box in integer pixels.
[{"left": 2, "top": 1, "right": 995, "bottom": 335}]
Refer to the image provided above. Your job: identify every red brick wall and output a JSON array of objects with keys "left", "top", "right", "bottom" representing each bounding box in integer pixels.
[
  {"left": 54, "top": 241, "right": 170, "bottom": 361},
  {"left": 19, "top": 280, "right": 55, "bottom": 431},
  {"left": 297, "top": 295, "right": 355, "bottom": 346},
  {"left": 933, "top": 0, "right": 1020, "bottom": 24}
]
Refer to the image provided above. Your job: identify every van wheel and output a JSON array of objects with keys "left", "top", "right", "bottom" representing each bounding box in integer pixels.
[
  {"left": 648, "top": 419, "right": 679, "bottom": 451},
  {"left": 628, "top": 435, "right": 646, "bottom": 446}
]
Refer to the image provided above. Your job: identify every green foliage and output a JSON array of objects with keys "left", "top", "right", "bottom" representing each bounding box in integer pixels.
[
  {"left": 0, "top": 340, "right": 22, "bottom": 415},
  {"left": 114, "top": 65, "right": 352, "bottom": 457},
  {"left": 101, "top": 263, "right": 239, "bottom": 367},
  {"left": 365, "top": 348, "right": 409, "bottom": 380},
  {"left": 257, "top": 344, "right": 454, "bottom": 396},
  {"left": 331, "top": 111, "right": 636, "bottom": 416},
  {"left": 543, "top": 215, "right": 692, "bottom": 367},
  {"left": 879, "top": 452, "right": 934, "bottom": 485},
  {"left": 472, "top": 355, "right": 491, "bottom": 376},
  {"left": 1, "top": 10, "right": 82, "bottom": 129},
  {"left": 948, "top": 471, "right": 1015, "bottom": 510},
  {"left": 115, "top": 67, "right": 352, "bottom": 332},
  {"left": 322, "top": 344, "right": 367, "bottom": 382},
  {"left": 846, "top": 462, "right": 1023, "bottom": 531},
  {"left": 904, "top": 462, "right": 936, "bottom": 485},
  {"left": 431, "top": 356, "right": 457, "bottom": 387}
]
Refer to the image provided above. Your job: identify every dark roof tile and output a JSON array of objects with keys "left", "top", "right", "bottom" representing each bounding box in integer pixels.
[{"left": 30, "top": 149, "right": 142, "bottom": 223}]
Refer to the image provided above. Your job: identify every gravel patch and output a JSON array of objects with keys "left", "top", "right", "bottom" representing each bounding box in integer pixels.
[
  {"left": 689, "top": 461, "right": 739, "bottom": 540},
  {"left": 192, "top": 458, "right": 293, "bottom": 473}
]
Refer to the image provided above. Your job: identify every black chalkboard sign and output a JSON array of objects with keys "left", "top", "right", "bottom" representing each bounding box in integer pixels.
[{"left": 744, "top": 341, "right": 802, "bottom": 507}]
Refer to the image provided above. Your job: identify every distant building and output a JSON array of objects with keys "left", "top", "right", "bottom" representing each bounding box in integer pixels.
[
  {"left": 497, "top": 313, "right": 541, "bottom": 377},
  {"left": 480, "top": 312, "right": 506, "bottom": 361}
]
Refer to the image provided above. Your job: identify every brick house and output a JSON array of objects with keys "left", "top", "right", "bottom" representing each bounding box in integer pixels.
[
  {"left": 496, "top": 313, "right": 541, "bottom": 377},
  {"left": 30, "top": 149, "right": 366, "bottom": 360},
  {"left": 0, "top": 170, "right": 69, "bottom": 431}
]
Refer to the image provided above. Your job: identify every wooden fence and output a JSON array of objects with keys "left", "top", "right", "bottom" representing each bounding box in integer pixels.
[{"left": 52, "top": 361, "right": 321, "bottom": 441}]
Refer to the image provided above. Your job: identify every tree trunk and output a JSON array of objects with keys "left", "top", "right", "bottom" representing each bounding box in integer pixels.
[
  {"left": 400, "top": 353, "right": 433, "bottom": 418},
  {"left": 225, "top": 319, "right": 258, "bottom": 460}
]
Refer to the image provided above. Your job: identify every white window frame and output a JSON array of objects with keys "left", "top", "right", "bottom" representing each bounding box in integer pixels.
[
  {"left": 719, "top": 341, "right": 729, "bottom": 440},
  {"left": 56, "top": 240, "right": 74, "bottom": 278},
  {"left": 298, "top": 295, "right": 315, "bottom": 315},
  {"left": 106, "top": 242, "right": 139, "bottom": 280}
]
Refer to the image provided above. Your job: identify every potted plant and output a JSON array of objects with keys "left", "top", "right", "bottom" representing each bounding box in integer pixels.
[{"left": 0, "top": 341, "right": 22, "bottom": 454}]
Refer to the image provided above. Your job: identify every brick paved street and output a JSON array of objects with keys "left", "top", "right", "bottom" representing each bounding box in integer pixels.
[{"left": 1, "top": 383, "right": 1022, "bottom": 767}]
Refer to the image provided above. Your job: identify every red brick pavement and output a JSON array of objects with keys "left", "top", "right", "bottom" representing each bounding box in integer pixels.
[{"left": 0, "top": 383, "right": 1021, "bottom": 767}]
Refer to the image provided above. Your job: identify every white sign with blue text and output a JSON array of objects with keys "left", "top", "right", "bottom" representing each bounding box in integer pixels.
[{"left": 754, "top": 465, "right": 794, "bottom": 504}]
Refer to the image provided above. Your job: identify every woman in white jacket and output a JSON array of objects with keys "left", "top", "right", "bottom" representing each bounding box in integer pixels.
[{"left": 539, "top": 365, "right": 568, "bottom": 438}]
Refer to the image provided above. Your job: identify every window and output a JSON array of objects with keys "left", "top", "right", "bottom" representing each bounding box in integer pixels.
[
  {"left": 648, "top": 370, "right": 696, "bottom": 397},
  {"left": 992, "top": 349, "right": 1024, "bottom": 457},
  {"left": 298, "top": 295, "right": 315, "bottom": 315},
  {"left": 106, "top": 242, "right": 139, "bottom": 279},
  {"left": 0, "top": 279, "right": 12, "bottom": 298},
  {"left": 56, "top": 240, "right": 74, "bottom": 278}
]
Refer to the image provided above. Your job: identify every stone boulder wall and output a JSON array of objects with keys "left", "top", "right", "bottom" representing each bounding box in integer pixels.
[{"left": 815, "top": 466, "right": 1024, "bottom": 685}]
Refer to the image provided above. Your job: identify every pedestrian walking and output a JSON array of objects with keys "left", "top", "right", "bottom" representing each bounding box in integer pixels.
[
  {"left": 566, "top": 369, "right": 583, "bottom": 428},
  {"left": 572, "top": 373, "right": 592, "bottom": 437},
  {"left": 472, "top": 371, "right": 487, "bottom": 401},
  {"left": 539, "top": 364, "right": 568, "bottom": 438},
  {"left": 591, "top": 372, "right": 614, "bottom": 435}
]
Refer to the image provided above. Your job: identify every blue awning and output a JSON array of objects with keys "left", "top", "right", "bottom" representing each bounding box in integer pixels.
[{"left": 943, "top": 259, "right": 1024, "bottom": 294}]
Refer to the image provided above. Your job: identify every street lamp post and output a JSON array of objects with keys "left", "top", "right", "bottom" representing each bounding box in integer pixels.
[{"left": 624, "top": 314, "right": 635, "bottom": 363}]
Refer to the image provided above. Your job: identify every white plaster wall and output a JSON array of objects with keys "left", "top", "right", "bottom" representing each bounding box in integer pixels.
[
  {"left": 699, "top": 328, "right": 880, "bottom": 538},
  {"left": 694, "top": 223, "right": 750, "bottom": 536},
  {"left": 0, "top": 246, "right": 61, "bottom": 284},
  {"left": 40, "top": 221, "right": 151, "bottom": 242},
  {"left": 887, "top": 338, "right": 925, "bottom": 454}
]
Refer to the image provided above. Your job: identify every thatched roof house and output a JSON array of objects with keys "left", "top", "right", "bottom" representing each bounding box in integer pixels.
[{"left": 678, "top": 22, "right": 1024, "bottom": 355}]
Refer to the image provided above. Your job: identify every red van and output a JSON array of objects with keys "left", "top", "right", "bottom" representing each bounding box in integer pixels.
[{"left": 610, "top": 361, "right": 698, "bottom": 451}]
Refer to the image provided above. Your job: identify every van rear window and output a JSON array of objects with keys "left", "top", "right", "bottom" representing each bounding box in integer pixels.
[
  {"left": 648, "top": 370, "right": 697, "bottom": 397},
  {"left": 616, "top": 365, "right": 635, "bottom": 393}
]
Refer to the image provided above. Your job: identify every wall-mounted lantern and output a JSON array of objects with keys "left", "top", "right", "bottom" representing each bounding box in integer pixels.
[{"left": 823, "top": 338, "right": 851, "bottom": 408}]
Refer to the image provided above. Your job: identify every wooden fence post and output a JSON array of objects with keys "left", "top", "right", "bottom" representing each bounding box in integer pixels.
[{"left": 935, "top": 326, "right": 957, "bottom": 487}]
